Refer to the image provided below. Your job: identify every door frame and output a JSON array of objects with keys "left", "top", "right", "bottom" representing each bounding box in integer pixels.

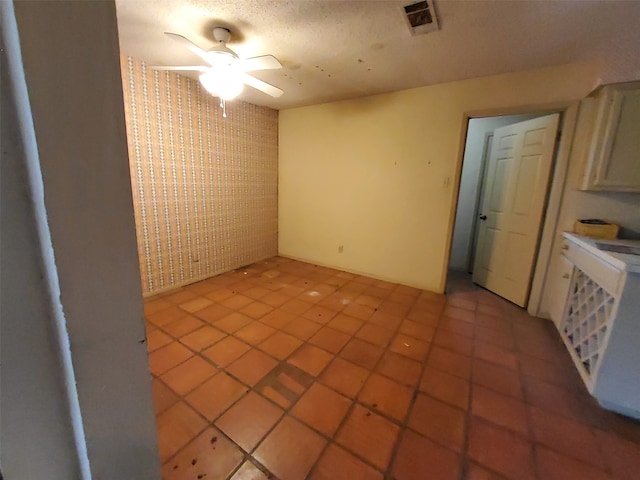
[{"left": 442, "top": 101, "right": 580, "bottom": 317}]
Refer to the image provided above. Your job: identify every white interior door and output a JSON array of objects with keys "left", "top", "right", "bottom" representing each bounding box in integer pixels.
[{"left": 472, "top": 114, "right": 560, "bottom": 307}]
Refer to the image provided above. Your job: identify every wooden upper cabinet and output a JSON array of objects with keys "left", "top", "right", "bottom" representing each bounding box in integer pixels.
[{"left": 578, "top": 82, "right": 640, "bottom": 192}]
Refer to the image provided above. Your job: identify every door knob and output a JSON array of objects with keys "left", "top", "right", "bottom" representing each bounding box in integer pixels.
[{"left": 479, "top": 214, "right": 487, "bottom": 221}]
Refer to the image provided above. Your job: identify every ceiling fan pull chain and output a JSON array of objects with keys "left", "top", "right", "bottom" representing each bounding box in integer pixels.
[{"left": 221, "top": 98, "right": 227, "bottom": 118}]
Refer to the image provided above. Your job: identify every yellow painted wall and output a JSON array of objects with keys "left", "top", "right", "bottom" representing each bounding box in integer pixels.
[{"left": 279, "top": 63, "right": 599, "bottom": 292}]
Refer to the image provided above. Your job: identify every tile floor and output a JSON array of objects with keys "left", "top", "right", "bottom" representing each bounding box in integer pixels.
[{"left": 144, "top": 258, "right": 640, "bottom": 480}]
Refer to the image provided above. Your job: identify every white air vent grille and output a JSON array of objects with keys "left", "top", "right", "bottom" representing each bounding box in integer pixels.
[{"left": 403, "top": 0, "right": 439, "bottom": 35}]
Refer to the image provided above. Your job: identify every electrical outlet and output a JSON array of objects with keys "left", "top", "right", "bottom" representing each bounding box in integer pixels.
[{"left": 338, "top": 245, "right": 344, "bottom": 253}]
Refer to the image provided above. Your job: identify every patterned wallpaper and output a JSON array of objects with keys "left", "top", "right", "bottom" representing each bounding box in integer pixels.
[{"left": 121, "top": 56, "right": 278, "bottom": 295}]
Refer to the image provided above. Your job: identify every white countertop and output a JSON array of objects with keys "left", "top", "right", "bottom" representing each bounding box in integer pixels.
[{"left": 563, "top": 232, "right": 640, "bottom": 273}]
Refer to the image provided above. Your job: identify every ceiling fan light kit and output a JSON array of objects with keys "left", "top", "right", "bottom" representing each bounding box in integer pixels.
[
  {"left": 199, "top": 70, "right": 244, "bottom": 100},
  {"left": 152, "top": 27, "right": 284, "bottom": 118}
]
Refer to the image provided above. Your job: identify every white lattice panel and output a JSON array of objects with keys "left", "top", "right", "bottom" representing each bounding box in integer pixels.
[{"left": 561, "top": 268, "right": 615, "bottom": 380}]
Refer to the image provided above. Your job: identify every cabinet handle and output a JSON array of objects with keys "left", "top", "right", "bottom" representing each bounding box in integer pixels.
[{"left": 562, "top": 273, "right": 570, "bottom": 279}]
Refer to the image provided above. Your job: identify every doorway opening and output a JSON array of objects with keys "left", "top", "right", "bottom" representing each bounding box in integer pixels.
[{"left": 446, "top": 112, "right": 565, "bottom": 309}]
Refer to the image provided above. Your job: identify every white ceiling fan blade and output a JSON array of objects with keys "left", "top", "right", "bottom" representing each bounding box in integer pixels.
[
  {"left": 164, "top": 32, "right": 211, "bottom": 64},
  {"left": 150, "top": 65, "right": 209, "bottom": 72},
  {"left": 236, "top": 55, "right": 282, "bottom": 72},
  {"left": 242, "top": 73, "right": 284, "bottom": 98}
]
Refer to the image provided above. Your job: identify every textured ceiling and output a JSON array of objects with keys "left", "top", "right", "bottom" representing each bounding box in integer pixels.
[{"left": 115, "top": 0, "right": 640, "bottom": 110}]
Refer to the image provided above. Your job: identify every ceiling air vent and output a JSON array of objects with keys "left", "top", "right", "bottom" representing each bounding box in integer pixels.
[{"left": 403, "top": 0, "right": 439, "bottom": 35}]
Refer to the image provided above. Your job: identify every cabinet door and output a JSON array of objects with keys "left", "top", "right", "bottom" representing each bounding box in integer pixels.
[
  {"left": 584, "top": 87, "right": 640, "bottom": 191},
  {"left": 549, "top": 254, "right": 574, "bottom": 327}
]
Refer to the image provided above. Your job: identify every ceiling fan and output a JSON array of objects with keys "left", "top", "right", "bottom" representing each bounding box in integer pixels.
[{"left": 152, "top": 27, "right": 283, "bottom": 115}]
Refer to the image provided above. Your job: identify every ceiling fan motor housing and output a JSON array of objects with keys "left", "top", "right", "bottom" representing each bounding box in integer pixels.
[
  {"left": 208, "top": 27, "right": 237, "bottom": 61},
  {"left": 213, "top": 27, "right": 232, "bottom": 44}
]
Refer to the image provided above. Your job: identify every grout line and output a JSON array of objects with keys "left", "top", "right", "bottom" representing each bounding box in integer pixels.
[
  {"left": 460, "top": 309, "right": 478, "bottom": 480},
  {"left": 386, "top": 296, "right": 447, "bottom": 477}
]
